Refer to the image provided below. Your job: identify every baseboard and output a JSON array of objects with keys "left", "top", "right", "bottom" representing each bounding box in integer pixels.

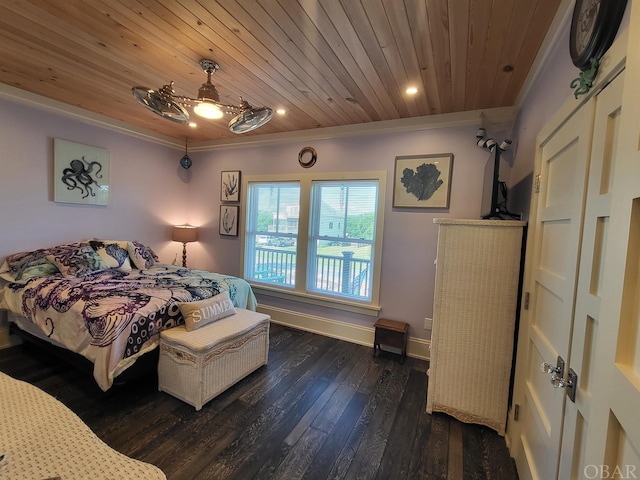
[{"left": 257, "top": 304, "right": 430, "bottom": 361}]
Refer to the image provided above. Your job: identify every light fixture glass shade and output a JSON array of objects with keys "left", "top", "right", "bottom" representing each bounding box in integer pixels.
[
  {"left": 131, "top": 86, "right": 190, "bottom": 123},
  {"left": 172, "top": 225, "right": 198, "bottom": 243},
  {"left": 228, "top": 106, "right": 273, "bottom": 134},
  {"left": 194, "top": 102, "right": 224, "bottom": 119},
  {"left": 180, "top": 154, "right": 192, "bottom": 169}
]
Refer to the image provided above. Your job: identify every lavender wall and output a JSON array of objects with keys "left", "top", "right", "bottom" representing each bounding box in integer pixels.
[
  {"left": 0, "top": 98, "right": 190, "bottom": 263},
  {"left": 0, "top": 94, "right": 490, "bottom": 341},
  {"left": 187, "top": 127, "right": 488, "bottom": 337},
  {"left": 510, "top": 18, "right": 579, "bottom": 188},
  {"left": 0, "top": 96, "right": 493, "bottom": 341}
]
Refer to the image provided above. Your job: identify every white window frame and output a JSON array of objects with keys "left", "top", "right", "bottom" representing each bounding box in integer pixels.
[{"left": 240, "top": 171, "right": 386, "bottom": 316}]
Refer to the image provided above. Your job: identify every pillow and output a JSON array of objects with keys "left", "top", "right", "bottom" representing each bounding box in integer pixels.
[
  {"left": 127, "top": 241, "right": 159, "bottom": 269},
  {"left": 3, "top": 242, "right": 86, "bottom": 280},
  {"left": 46, "top": 245, "right": 109, "bottom": 278},
  {"left": 0, "top": 260, "right": 15, "bottom": 282},
  {"left": 0, "top": 260, "right": 60, "bottom": 283},
  {"left": 179, "top": 291, "right": 236, "bottom": 332},
  {"left": 0, "top": 260, "right": 17, "bottom": 282},
  {"left": 89, "top": 240, "right": 132, "bottom": 272}
]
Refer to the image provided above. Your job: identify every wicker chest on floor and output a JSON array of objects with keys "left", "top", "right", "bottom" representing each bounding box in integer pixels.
[{"left": 158, "top": 308, "right": 270, "bottom": 410}]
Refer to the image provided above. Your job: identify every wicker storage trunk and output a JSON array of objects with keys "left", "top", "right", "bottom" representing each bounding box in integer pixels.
[{"left": 158, "top": 308, "right": 270, "bottom": 410}]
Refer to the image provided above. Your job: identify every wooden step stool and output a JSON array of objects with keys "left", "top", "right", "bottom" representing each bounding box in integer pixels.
[{"left": 373, "top": 318, "right": 409, "bottom": 364}]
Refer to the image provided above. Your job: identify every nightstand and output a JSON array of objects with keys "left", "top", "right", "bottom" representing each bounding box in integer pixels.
[{"left": 373, "top": 318, "right": 409, "bottom": 364}]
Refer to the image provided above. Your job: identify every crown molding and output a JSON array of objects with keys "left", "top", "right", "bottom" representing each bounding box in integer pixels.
[
  {"left": 190, "top": 106, "right": 517, "bottom": 151},
  {"left": 0, "top": 82, "right": 182, "bottom": 148},
  {"left": 0, "top": 81, "right": 516, "bottom": 152}
]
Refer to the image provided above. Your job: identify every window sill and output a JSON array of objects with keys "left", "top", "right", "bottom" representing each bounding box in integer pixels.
[{"left": 250, "top": 283, "right": 381, "bottom": 316}]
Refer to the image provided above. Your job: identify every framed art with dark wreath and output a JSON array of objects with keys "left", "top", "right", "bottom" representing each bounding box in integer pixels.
[
  {"left": 393, "top": 154, "right": 453, "bottom": 208},
  {"left": 221, "top": 170, "right": 241, "bottom": 202},
  {"left": 219, "top": 205, "right": 239, "bottom": 236}
]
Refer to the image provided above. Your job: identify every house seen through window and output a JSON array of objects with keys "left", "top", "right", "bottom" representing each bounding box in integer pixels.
[{"left": 243, "top": 173, "right": 384, "bottom": 306}]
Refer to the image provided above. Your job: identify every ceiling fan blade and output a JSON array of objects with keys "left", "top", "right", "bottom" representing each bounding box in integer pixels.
[
  {"left": 228, "top": 106, "right": 273, "bottom": 134},
  {"left": 131, "top": 86, "right": 190, "bottom": 123}
]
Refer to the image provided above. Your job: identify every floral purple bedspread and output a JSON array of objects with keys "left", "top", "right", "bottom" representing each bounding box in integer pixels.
[{"left": 1, "top": 265, "right": 256, "bottom": 390}]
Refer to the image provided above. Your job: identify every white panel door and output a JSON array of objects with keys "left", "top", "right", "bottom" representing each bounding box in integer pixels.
[
  {"left": 557, "top": 71, "right": 624, "bottom": 479},
  {"left": 514, "top": 99, "right": 595, "bottom": 480},
  {"left": 583, "top": 2, "right": 640, "bottom": 471}
]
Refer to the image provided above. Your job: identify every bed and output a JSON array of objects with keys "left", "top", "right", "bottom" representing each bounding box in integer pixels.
[
  {"left": 0, "top": 240, "right": 256, "bottom": 391},
  {"left": 0, "top": 370, "right": 167, "bottom": 479}
]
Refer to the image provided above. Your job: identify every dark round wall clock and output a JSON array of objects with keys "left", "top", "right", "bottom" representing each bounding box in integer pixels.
[{"left": 569, "top": 0, "right": 627, "bottom": 70}]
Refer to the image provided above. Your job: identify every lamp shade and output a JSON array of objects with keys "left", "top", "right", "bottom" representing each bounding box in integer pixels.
[{"left": 172, "top": 225, "right": 198, "bottom": 243}]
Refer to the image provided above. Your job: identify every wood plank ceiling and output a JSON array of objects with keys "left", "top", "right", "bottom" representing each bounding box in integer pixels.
[{"left": 0, "top": 0, "right": 562, "bottom": 143}]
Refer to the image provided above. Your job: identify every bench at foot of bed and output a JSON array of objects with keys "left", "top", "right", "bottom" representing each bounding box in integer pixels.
[{"left": 158, "top": 308, "right": 270, "bottom": 411}]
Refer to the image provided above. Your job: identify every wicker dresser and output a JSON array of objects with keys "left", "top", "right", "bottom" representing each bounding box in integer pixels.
[{"left": 426, "top": 218, "right": 525, "bottom": 435}]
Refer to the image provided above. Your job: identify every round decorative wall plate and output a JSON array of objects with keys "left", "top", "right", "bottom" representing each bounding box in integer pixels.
[
  {"left": 298, "top": 146, "right": 317, "bottom": 168},
  {"left": 569, "top": 0, "right": 627, "bottom": 70}
]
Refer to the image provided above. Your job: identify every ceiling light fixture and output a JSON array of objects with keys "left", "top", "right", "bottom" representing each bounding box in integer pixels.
[{"left": 131, "top": 59, "right": 273, "bottom": 134}]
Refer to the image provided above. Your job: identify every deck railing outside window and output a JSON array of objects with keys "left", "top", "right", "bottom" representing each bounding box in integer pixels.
[{"left": 252, "top": 247, "right": 370, "bottom": 298}]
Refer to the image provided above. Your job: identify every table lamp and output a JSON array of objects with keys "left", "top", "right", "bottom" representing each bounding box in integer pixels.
[{"left": 172, "top": 225, "right": 198, "bottom": 267}]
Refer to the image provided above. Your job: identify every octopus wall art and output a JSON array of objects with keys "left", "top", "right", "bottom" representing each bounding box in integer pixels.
[{"left": 54, "top": 139, "right": 110, "bottom": 205}]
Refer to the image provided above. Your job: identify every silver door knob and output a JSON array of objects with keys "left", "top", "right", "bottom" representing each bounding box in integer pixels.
[
  {"left": 540, "top": 361, "right": 561, "bottom": 375},
  {"left": 541, "top": 357, "right": 578, "bottom": 403},
  {"left": 540, "top": 356, "right": 566, "bottom": 379},
  {"left": 550, "top": 372, "right": 571, "bottom": 388}
]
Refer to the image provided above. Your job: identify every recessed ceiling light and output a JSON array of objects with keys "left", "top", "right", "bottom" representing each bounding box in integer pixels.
[
  {"left": 188, "top": 122, "right": 197, "bottom": 128},
  {"left": 406, "top": 86, "right": 418, "bottom": 95},
  {"left": 276, "top": 108, "right": 286, "bottom": 115}
]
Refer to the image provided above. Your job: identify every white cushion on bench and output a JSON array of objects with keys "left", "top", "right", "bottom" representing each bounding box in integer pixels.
[{"left": 162, "top": 308, "right": 268, "bottom": 351}]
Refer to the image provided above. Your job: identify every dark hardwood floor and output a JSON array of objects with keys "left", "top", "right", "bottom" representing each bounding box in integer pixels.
[{"left": 0, "top": 323, "right": 518, "bottom": 479}]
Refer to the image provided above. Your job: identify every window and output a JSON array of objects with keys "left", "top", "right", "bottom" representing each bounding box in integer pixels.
[
  {"left": 242, "top": 171, "right": 386, "bottom": 314},
  {"left": 308, "top": 180, "right": 377, "bottom": 299},
  {"left": 244, "top": 181, "right": 300, "bottom": 287}
]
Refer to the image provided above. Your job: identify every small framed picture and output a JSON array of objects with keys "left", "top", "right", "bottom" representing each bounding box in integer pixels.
[
  {"left": 54, "top": 138, "right": 110, "bottom": 205},
  {"left": 219, "top": 205, "right": 239, "bottom": 236},
  {"left": 393, "top": 154, "right": 453, "bottom": 208},
  {"left": 221, "top": 170, "right": 241, "bottom": 202}
]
